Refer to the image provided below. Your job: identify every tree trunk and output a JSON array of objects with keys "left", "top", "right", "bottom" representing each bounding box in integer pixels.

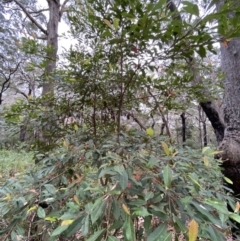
[
  {"left": 217, "top": 37, "right": 240, "bottom": 239},
  {"left": 202, "top": 120, "right": 207, "bottom": 147},
  {"left": 180, "top": 112, "right": 186, "bottom": 143},
  {"left": 42, "top": 0, "right": 60, "bottom": 96},
  {"left": 200, "top": 101, "right": 225, "bottom": 144},
  {"left": 218, "top": 38, "right": 240, "bottom": 164},
  {"left": 198, "top": 106, "right": 203, "bottom": 149}
]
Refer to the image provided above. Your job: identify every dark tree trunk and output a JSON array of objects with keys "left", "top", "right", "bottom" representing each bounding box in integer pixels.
[
  {"left": 202, "top": 120, "right": 207, "bottom": 147},
  {"left": 200, "top": 102, "right": 225, "bottom": 144},
  {"left": 160, "top": 123, "right": 165, "bottom": 135},
  {"left": 180, "top": 112, "right": 186, "bottom": 143}
]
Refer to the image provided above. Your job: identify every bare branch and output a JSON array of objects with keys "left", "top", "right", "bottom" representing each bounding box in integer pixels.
[
  {"left": 0, "top": 61, "right": 22, "bottom": 105},
  {"left": 29, "top": 8, "right": 49, "bottom": 14},
  {"left": 59, "top": 0, "right": 71, "bottom": 20},
  {"left": 127, "top": 112, "right": 146, "bottom": 130},
  {"left": 12, "top": 0, "right": 47, "bottom": 35}
]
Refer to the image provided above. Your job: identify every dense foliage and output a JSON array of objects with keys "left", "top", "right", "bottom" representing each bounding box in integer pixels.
[{"left": 1, "top": 0, "right": 240, "bottom": 240}]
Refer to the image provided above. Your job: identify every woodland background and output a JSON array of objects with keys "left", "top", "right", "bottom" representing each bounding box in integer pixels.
[{"left": 1, "top": 0, "right": 240, "bottom": 240}]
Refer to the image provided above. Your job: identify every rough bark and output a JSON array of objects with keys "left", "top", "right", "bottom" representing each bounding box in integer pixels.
[
  {"left": 42, "top": 0, "right": 61, "bottom": 96},
  {"left": 218, "top": 38, "right": 240, "bottom": 164},
  {"left": 200, "top": 101, "right": 225, "bottom": 144}
]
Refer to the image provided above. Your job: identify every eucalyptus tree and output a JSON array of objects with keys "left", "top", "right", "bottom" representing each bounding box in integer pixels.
[{"left": 2, "top": 0, "right": 71, "bottom": 97}]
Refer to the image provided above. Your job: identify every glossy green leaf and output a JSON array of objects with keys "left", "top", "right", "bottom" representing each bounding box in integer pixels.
[
  {"left": 163, "top": 165, "right": 172, "bottom": 188},
  {"left": 62, "top": 216, "right": 84, "bottom": 237},
  {"left": 132, "top": 206, "right": 151, "bottom": 217},
  {"left": 86, "top": 229, "right": 106, "bottom": 241},
  {"left": 81, "top": 215, "right": 90, "bottom": 236},
  {"left": 147, "top": 224, "right": 171, "bottom": 241},
  {"left": 91, "top": 198, "right": 107, "bottom": 224},
  {"left": 37, "top": 207, "right": 46, "bottom": 219},
  {"left": 112, "top": 198, "right": 121, "bottom": 219},
  {"left": 44, "top": 184, "right": 56, "bottom": 194},
  {"left": 51, "top": 225, "right": 69, "bottom": 237},
  {"left": 197, "top": 46, "right": 206, "bottom": 58},
  {"left": 123, "top": 215, "right": 135, "bottom": 241},
  {"left": 207, "top": 225, "right": 225, "bottom": 241},
  {"left": 230, "top": 213, "right": 240, "bottom": 223}
]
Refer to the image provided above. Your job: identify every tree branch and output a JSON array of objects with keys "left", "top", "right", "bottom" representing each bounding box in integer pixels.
[
  {"left": 59, "top": 0, "right": 71, "bottom": 20},
  {"left": 12, "top": 0, "right": 47, "bottom": 35},
  {"left": 127, "top": 112, "right": 146, "bottom": 130},
  {"left": 29, "top": 8, "right": 49, "bottom": 14}
]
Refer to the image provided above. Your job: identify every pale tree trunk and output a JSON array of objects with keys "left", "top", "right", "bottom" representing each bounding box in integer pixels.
[
  {"left": 42, "top": 0, "right": 60, "bottom": 96},
  {"left": 10, "top": 0, "right": 70, "bottom": 96}
]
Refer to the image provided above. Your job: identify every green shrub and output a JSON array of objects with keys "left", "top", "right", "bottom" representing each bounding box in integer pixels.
[{"left": 0, "top": 129, "right": 237, "bottom": 240}]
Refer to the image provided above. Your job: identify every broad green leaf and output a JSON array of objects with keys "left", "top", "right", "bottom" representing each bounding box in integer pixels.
[
  {"left": 109, "top": 220, "right": 124, "bottom": 231},
  {"left": 107, "top": 236, "right": 119, "bottom": 241},
  {"left": 204, "top": 198, "right": 228, "bottom": 214},
  {"left": 175, "top": 216, "right": 187, "bottom": 232},
  {"left": 37, "top": 207, "right": 46, "bottom": 219},
  {"left": 132, "top": 206, "right": 151, "bottom": 217},
  {"left": 91, "top": 198, "right": 107, "bottom": 225},
  {"left": 197, "top": 46, "right": 206, "bottom": 58},
  {"left": 207, "top": 225, "right": 225, "bottom": 241},
  {"left": 230, "top": 213, "right": 240, "bottom": 223},
  {"left": 163, "top": 165, "right": 172, "bottom": 188},
  {"left": 113, "top": 18, "right": 119, "bottom": 30},
  {"left": 51, "top": 225, "right": 69, "bottom": 236},
  {"left": 144, "top": 216, "right": 152, "bottom": 235},
  {"left": 62, "top": 216, "right": 84, "bottom": 237},
  {"left": 188, "top": 219, "right": 198, "bottom": 241},
  {"left": 11, "top": 230, "right": 17, "bottom": 241},
  {"left": 81, "top": 215, "right": 90, "bottom": 236},
  {"left": 122, "top": 12, "right": 135, "bottom": 19},
  {"left": 147, "top": 224, "right": 171, "bottom": 241},
  {"left": 119, "top": 169, "right": 128, "bottom": 189},
  {"left": 112, "top": 198, "right": 120, "bottom": 219},
  {"left": 123, "top": 215, "right": 135, "bottom": 241},
  {"left": 44, "top": 184, "right": 56, "bottom": 195},
  {"left": 86, "top": 229, "right": 106, "bottom": 241}
]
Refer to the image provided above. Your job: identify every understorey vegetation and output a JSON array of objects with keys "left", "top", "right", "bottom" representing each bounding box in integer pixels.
[{"left": 1, "top": 0, "right": 240, "bottom": 240}]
